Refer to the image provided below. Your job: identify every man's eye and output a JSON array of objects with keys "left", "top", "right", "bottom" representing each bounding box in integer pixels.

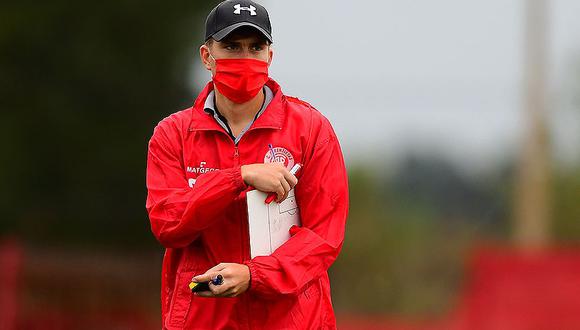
[
  {"left": 225, "top": 45, "right": 239, "bottom": 50},
  {"left": 251, "top": 46, "right": 264, "bottom": 51}
]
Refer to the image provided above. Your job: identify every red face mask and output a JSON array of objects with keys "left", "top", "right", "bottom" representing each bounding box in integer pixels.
[{"left": 211, "top": 56, "right": 270, "bottom": 104}]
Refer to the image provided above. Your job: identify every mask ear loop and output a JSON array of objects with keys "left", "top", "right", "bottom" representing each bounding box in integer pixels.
[
  {"left": 206, "top": 50, "right": 219, "bottom": 82},
  {"left": 208, "top": 52, "right": 216, "bottom": 63},
  {"left": 206, "top": 48, "right": 217, "bottom": 71}
]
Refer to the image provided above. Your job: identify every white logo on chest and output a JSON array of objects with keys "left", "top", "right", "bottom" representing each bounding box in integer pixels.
[
  {"left": 264, "top": 147, "right": 295, "bottom": 170},
  {"left": 187, "top": 161, "right": 219, "bottom": 174},
  {"left": 187, "top": 161, "right": 219, "bottom": 187}
]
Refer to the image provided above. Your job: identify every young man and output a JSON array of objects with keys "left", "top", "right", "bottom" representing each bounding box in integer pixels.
[{"left": 146, "top": 1, "right": 348, "bottom": 329}]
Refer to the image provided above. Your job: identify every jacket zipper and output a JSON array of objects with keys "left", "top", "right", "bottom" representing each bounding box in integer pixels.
[{"left": 233, "top": 146, "right": 239, "bottom": 166}]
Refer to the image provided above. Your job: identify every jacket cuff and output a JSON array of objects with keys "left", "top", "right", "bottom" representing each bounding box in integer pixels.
[
  {"left": 231, "top": 165, "right": 248, "bottom": 190},
  {"left": 244, "top": 259, "right": 260, "bottom": 292}
]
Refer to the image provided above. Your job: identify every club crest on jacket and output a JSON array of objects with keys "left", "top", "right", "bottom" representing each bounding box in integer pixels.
[{"left": 264, "top": 147, "right": 294, "bottom": 170}]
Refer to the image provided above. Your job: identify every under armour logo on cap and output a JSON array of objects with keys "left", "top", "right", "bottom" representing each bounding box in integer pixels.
[
  {"left": 233, "top": 4, "right": 257, "bottom": 16},
  {"left": 205, "top": 1, "right": 272, "bottom": 43}
]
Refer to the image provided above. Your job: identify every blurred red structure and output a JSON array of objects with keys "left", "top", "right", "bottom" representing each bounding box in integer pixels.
[
  {"left": 339, "top": 247, "right": 580, "bottom": 330},
  {"left": 0, "top": 237, "right": 161, "bottom": 330},
  {"left": 449, "top": 247, "right": 580, "bottom": 330},
  {"left": 0, "top": 237, "right": 22, "bottom": 330}
]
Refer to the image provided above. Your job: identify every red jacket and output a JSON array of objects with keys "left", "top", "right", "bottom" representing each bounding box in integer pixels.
[{"left": 146, "top": 79, "right": 349, "bottom": 329}]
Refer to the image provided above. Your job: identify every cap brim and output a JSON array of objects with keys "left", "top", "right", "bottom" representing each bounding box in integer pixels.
[{"left": 211, "top": 22, "right": 273, "bottom": 43}]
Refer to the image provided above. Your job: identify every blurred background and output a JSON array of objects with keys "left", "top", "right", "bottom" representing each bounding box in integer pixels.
[{"left": 1, "top": 0, "right": 580, "bottom": 329}]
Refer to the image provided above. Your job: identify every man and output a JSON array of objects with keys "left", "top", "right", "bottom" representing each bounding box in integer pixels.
[{"left": 145, "top": 1, "right": 348, "bottom": 329}]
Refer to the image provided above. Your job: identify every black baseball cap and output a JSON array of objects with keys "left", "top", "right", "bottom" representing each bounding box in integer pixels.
[{"left": 205, "top": 0, "right": 273, "bottom": 43}]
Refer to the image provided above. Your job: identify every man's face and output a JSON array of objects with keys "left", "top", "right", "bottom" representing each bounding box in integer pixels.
[{"left": 200, "top": 29, "right": 273, "bottom": 75}]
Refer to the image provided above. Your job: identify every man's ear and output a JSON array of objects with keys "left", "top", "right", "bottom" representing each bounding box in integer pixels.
[
  {"left": 268, "top": 46, "right": 274, "bottom": 66},
  {"left": 199, "top": 44, "right": 212, "bottom": 71}
]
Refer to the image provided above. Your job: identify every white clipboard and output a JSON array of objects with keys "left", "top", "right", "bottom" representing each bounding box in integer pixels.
[{"left": 246, "top": 189, "right": 301, "bottom": 258}]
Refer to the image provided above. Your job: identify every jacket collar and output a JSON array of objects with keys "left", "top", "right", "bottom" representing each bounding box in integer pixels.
[{"left": 188, "top": 78, "right": 285, "bottom": 132}]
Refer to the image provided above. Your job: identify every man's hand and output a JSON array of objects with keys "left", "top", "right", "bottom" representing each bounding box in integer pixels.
[
  {"left": 192, "top": 263, "right": 250, "bottom": 298},
  {"left": 241, "top": 163, "right": 298, "bottom": 203}
]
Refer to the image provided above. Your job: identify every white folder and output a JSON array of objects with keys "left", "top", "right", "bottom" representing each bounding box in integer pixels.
[{"left": 246, "top": 188, "right": 301, "bottom": 258}]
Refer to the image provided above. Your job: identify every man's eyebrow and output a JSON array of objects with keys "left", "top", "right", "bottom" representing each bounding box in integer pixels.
[
  {"left": 221, "top": 40, "right": 241, "bottom": 46},
  {"left": 220, "top": 38, "right": 268, "bottom": 47}
]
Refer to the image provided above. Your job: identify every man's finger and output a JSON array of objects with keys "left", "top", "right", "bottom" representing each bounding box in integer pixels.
[
  {"left": 283, "top": 171, "right": 298, "bottom": 189},
  {"left": 209, "top": 282, "right": 230, "bottom": 296},
  {"left": 192, "top": 263, "right": 228, "bottom": 282},
  {"left": 196, "top": 283, "right": 231, "bottom": 298},
  {"left": 192, "top": 270, "right": 220, "bottom": 283},
  {"left": 275, "top": 183, "right": 285, "bottom": 201},
  {"left": 278, "top": 179, "right": 291, "bottom": 202},
  {"left": 191, "top": 273, "right": 212, "bottom": 283}
]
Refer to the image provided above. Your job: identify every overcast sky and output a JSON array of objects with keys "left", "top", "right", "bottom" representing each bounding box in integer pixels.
[{"left": 195, "top": 0, "right": 580, "bottom": 170}]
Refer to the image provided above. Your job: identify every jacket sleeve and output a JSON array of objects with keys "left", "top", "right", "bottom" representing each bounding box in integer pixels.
[
  {"left": 243, "top": 117, "right": 349, "bottom": 297},
  {"left": 146, "top": 121, "right": 248, "bottom": 248}
]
